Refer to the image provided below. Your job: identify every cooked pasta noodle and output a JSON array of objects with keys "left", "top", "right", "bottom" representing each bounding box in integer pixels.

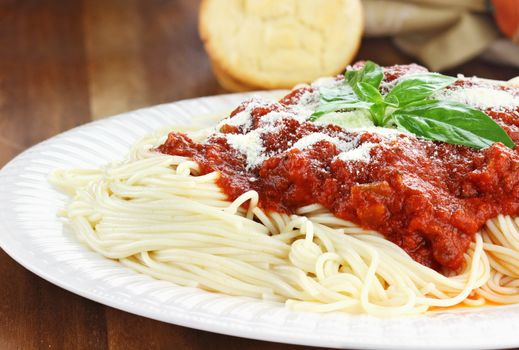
[{"left": 49, "top": 125, "right": 519, "bottom": 316}]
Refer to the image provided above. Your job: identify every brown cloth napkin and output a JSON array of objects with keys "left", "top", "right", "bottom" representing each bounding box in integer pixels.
[{"left": 363, "top": 0, "right": 519, "bottom": 70}]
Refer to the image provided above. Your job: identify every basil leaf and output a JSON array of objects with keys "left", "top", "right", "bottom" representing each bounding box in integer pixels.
[
  {"left": 385, "top": 73, "right": 455, "bottom": 107},
  {"left": 356, "top": 82, "right": 383, "bottom": 102},
  {"left": 314, "top": 61, "right": 384, "bottom": 123},
  {"left": 356, "top": 82, "right": 385, "bottom": 126},
  {"left": 384, "top": 94, "right": 399, "bottom": 108},
  {"left": 345, "top": 61, "right": 384, "bottom": 91},
  {"left": 310, "top": 100, "right": 373, "bottom": 120},
  {"left": 392, "top": 100, "right": 515, "bottom": 149},
  {"left": 319, "top": 85, "right": 357, "bottom": 102}
]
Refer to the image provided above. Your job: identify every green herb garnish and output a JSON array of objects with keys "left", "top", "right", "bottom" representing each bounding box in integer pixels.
[{"left": 311, "top": 61, "right": 515, "bottom": 149}]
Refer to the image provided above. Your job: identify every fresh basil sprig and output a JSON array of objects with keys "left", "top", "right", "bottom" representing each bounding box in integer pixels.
[
  {"left": 345, "top": 61, "right": 384, "bottom": 92},
  {"left": 392, "top": 100, "right": 515, "bottom": 149},
  {"left": 355, "top": 82, "right": 385, "bottom": 126},
  {"left": 311, "top": 61, "right": 515, "bottom": 149},
  {"left": 385, "top": 73, "right": 455, "bottom": 107}
]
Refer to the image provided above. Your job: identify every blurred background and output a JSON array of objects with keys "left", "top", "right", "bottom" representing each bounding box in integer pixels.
[
  {"left": 1, "top": 0, "right": 518, "bottom": 163},
  {"left": 0, "top": 1, "right": 519, "bottom": 348}
]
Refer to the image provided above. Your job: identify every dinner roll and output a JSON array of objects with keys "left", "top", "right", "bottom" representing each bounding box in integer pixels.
[
  {"left": 211, "top": 61, "right": 259, "bottom": 92},
  {"left": 199, "top": 0, "right": 363, "bottom": 90}
]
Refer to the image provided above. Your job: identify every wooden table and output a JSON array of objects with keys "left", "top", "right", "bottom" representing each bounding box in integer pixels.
[{"left": 1, "top": 1, "right": 518, "bottom": 349}]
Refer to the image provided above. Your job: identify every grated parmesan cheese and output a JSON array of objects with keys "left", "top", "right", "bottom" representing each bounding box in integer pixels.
[
  {"left": 260, "top": 110, "right": 310, "bottom": 125},
  {"left": 220, "top": 109, "right": 252, "bottom": 129},
  {"left": 290, "top": 132, "right": 352, "bottom": 152},
  {"left": 214, "top": 73, "right": 519, "bottom": 172},
  {"left": 352, "top": 126, "right": 411, "bottom": 137},
  {"left": 217, "top": 96, "right": 271, "bottom": 130},
  {"left": 433, "top": 86, "right": 519, "bottom": 111},
  {"left": 225, "top": 130, "right": 267, "bottom": 170},
  {"left": 337, "top": 142, "right": 376, "bottom": 163},
  {"left": 222, "top": 108, "right": 293, "bottom": 169},
  {"left": 221, "top": 106, "right": 402, "bottom": 169},
  {"left": 311, "top": 77, "right": 342, "bottom": 89},
  {"left": 294, "top": 89, "right": 320, "bottom": 110}
]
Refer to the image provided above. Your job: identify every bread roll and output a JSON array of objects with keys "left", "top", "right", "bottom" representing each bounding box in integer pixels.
[
  {"left": 199, "top": 0, "right": 363, "bottom": 90},
  {"left": 211, "top": 61, "right": 259, "bottom": 92}
]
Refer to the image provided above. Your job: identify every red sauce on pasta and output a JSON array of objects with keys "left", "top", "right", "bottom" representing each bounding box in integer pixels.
[{"left": 158, "top": 64, "right": 519, "bottom": 271}]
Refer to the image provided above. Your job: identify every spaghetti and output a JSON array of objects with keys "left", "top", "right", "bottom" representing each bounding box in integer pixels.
[
  {"left": 50, "top": 64, "right": 519, "bottom": 316},
  {"left": 49, "top": 125, "right": 519, "bottom": 316}
]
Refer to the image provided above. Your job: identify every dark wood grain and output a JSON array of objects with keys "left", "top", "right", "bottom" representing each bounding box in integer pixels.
[
  {"left": 0, "top": 1, "right": 518, "bottom": 349},
  {"left": 0, "top": 2, "right": 105, "bottom": 349}
]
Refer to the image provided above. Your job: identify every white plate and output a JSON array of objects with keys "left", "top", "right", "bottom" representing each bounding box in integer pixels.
[{"left": 1, "top": 92, "right": 519, "bottom": 350}]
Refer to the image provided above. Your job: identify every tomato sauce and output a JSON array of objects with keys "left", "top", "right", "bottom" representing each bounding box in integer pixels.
[{"left": 158, "top": 64, "right": 519, "bottom": 272}]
